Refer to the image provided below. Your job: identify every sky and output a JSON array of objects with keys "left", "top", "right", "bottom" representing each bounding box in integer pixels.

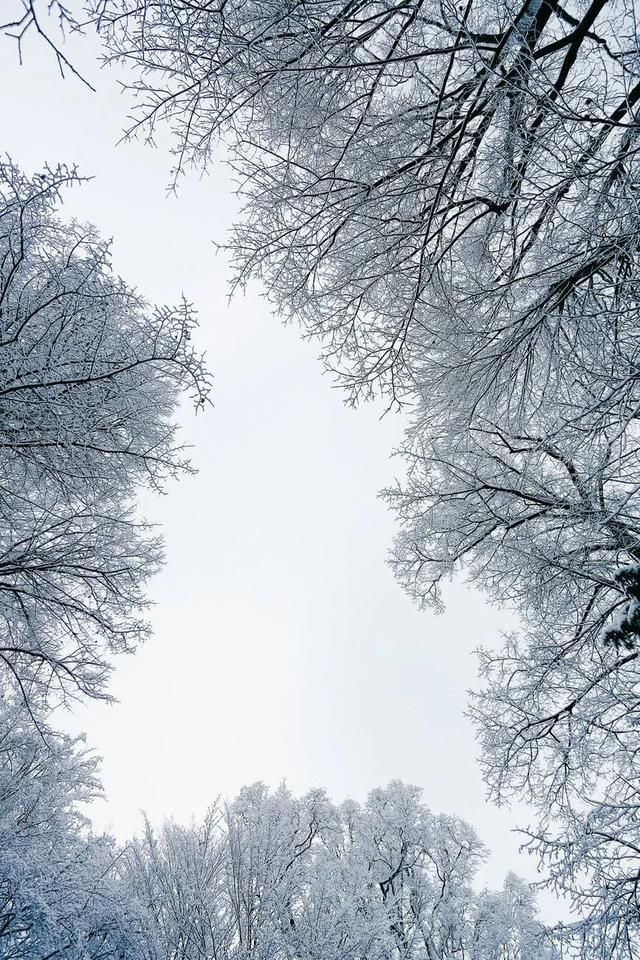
[{"left": 1, "top": 8, "right": 560, "bottom": 914}]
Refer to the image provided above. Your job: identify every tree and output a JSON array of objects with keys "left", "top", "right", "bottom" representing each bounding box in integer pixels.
[
  {"left": 380, "top": 413, "right": 640, "bottom": 948},
  {"left": 123, "top": 807, "right": 230, "bottom": 960},
  {"left": 124, "top": 780, "right": 555, "bottom": 960},
  {"left": 474, "top": 873, "right": 554, "bottom": 960},
  {"left": 95, "top": 0, "right": 639, "bottom": 407},
  {"left": 0, "top": 159, "right": 210, "bottom": 707},
  {"left": 0, "top": 688, "right": 138, "bottom": 959},
  {"left": 92, "top": 1, "right": 640, "bottom": 951},
  {"left": 0, "top": 686, "right": 554, "bottom": 960}
]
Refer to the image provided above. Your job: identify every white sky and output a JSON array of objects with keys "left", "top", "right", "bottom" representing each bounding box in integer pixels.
[{"left": 2, "top": 12, "right": 561, "bottom": 917}]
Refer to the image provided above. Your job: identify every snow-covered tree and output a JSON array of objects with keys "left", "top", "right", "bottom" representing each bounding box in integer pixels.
[
  {"left": 0, "top": 689, "right": 137, "bottom": 959},
  {"left": 474, "top": 874, "right": 552, "bottom": 960},
  {"left": 124, "top": 781, "right": 555, "bottom": 960},
  {"left": 95, "top": 0, "right": 639, "bottom": 410},
  {"left": 0, "top": 686, "right": 555, "bottom": 960},
  {"left": 0, "top": 159, "right": 210, "bottom": 707}
]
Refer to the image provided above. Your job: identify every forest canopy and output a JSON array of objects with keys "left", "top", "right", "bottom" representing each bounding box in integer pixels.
[
  {"left": 0, "top": 0, "right": 639, "bottom": 955},
  {"left": 94, "top": 1, "right": 640, "bottom": 952}
]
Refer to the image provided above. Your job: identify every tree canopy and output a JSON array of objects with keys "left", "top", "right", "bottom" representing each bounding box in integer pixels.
[{"left": 93, "top": 1, "right": 640, "bottom": 952}]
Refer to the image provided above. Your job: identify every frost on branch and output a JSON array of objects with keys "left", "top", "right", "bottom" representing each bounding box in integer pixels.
[
  {"left": 1, "top": 1, "right": 94, "bottom": 88},
  {"left": 603, "top": 564, "right": 640, "bottom": 651}
]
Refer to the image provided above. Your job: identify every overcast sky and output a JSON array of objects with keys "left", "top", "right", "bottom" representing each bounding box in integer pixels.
[{"left": 2, "top": 14, "right": 560, "bottom": 914}]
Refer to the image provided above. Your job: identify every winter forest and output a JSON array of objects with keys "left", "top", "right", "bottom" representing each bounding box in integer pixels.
[{"left": 1, "top": 0, "right": 639, "bottom": 956}]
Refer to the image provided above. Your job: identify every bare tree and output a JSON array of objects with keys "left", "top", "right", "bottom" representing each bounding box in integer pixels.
[{"left": 0, "top": 159, "right": 210, "bottom": 706}]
